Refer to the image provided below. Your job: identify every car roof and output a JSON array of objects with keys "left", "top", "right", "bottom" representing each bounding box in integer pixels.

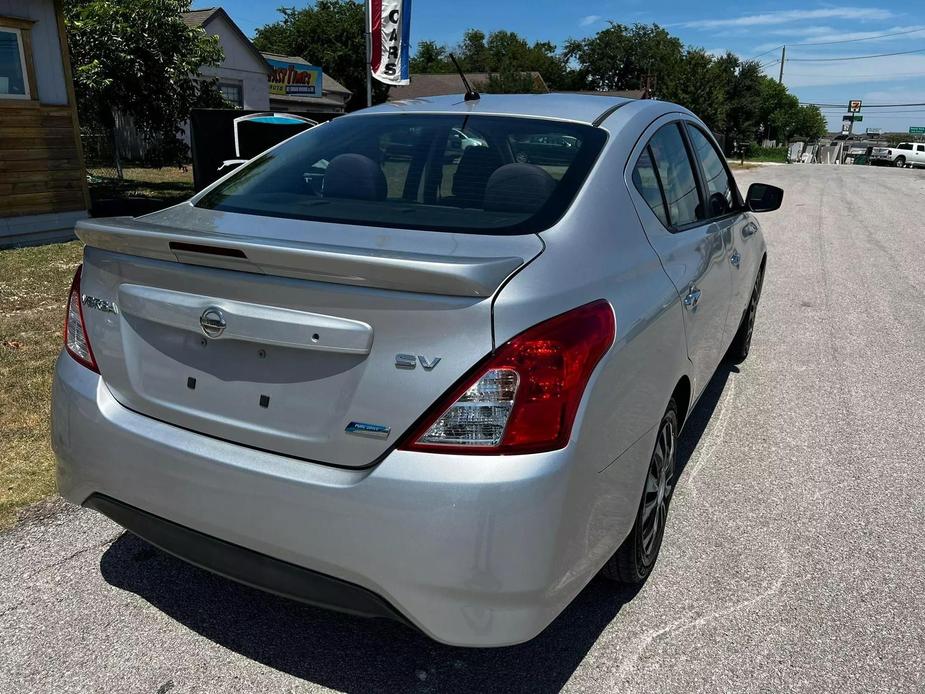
[{"left": 352, "top": 93, "right": 670, "bottom": 126}]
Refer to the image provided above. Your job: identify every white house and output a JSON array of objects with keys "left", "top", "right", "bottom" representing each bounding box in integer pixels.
[{"left": 181, "top": 7, "right": 269, "bottom": 110}]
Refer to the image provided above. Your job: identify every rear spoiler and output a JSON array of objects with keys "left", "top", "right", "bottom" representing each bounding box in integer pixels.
[{"left": 76, "top": 217, "right": 529, "bottom": 297}]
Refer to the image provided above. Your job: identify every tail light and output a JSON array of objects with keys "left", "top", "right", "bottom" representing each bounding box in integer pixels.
[
  {"left": 400, "top": 300, "right": 615, "bottom": 455},
  {"left": 64, "top": 265, "right": 99, "bottom": 373}
]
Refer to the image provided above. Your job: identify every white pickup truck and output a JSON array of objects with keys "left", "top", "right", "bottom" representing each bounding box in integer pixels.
[{"left": 870, "top": 142, "right": 925, "bottom": 168}]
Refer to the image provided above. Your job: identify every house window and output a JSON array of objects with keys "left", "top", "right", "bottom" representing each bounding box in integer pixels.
[
  {"left": 0, "top": 26, "right": 30, "bottom": 99},
  {"left": 218, "top": 80, "right": 244, "bottom": 108}
]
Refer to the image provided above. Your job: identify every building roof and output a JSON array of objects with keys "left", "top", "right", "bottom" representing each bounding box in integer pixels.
[
  {"left": 387, "top": 72, "right": 549, "bottom": 101},
  {"left": 561, "top": 89, "right": 647, "bottom": 100},
  {"left": 180, "top": 7, "right": 221, "bottom": 28},
  {"left": 182, "top": 7, "right": 270, "bottom": 74},
  {"left": 361, "top": 93, "right": 661, "bottom": 125}
]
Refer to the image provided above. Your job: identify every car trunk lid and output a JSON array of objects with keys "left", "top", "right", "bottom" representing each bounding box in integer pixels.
[{"left": 77, "top": 207, "right": 543, "bottom": 467}]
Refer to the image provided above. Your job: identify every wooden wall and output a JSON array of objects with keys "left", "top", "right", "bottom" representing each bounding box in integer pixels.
[{"left": 0, "top": 103, "right": 86, "bottom": 217}]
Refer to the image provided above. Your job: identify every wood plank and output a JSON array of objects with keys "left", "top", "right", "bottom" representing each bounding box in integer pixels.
[
  {"left": 0, "top": 136, "right": 76, "bottom": 149},
  {"left": 37, "top": 106, "right": 74, "bottom": 117},
  {"left": 7, "top": 168, "right": 84, "bottom": 183},
  {"left": 12, "top": 180, "right": 83, "bottom": 194},
  {"left": 0, "top": 126, "right": 76, "bottom": 139},
  {"left": 0, "top": 115, "right": 72, "bottom": 128},
  {"left": 1, "top": 159, "right": 82, "bottom": 173},
  {"left": 0, "top": 147, "right": 79, "bottom": 161},
  {"left": 0, "top": 190, "right": 86, "bottom": 216}
]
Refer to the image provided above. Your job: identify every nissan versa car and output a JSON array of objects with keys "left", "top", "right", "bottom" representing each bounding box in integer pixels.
[{"left": 52, "top": 94, "right": 782, "bottom": 647}]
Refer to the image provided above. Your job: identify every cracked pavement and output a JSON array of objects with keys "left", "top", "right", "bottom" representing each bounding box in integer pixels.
[{"left": 1, "top": 164, "right": 924, "bottom": 692}]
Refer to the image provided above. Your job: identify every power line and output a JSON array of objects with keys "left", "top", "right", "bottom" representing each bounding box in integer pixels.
[
  {"left": 745, "top": 27, "right": 925, "bottom": 61},
  {"left": 785, "top": 70, "right": 925, "bottom": 78},
  {"left": 788, "top": 26, "right": 925, "bottom": 47},
  {"left": 749, "top": 45, "right": 784, "bottom": 61},
  {"left": 801, "top": 102, "right": 925, "bottom": 108},
  {"left": 788, "top": 46, "right": 925, "bottom": 61}
]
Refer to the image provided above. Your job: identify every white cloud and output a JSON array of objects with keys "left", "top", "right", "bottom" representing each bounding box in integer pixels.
[
  {"left": 767, "top": 54, "right": 925, "bottom": 88},
  {"left": 681, "top": 7, "right": 894, "bottom": 30},
  {"left": 756, "top": 24, "right": 925, "bottom": 50},
  {"left": 579, "top": 15, "right": 602, "bottom": 27}
]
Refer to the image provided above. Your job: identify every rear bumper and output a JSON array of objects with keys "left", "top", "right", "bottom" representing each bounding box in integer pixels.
[
  {"left": 52, "top": 353, "right": 619, "bottom": 647},
  {"left": 84, "top": 493, "right": 410, "bottom": 624}
]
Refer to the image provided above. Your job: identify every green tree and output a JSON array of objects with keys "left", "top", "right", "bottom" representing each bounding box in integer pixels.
[
  {"left": 415, "top": 29, "right": 572, "bottom": 89},
  {"left": 792, "top": 104, "right": 828, "bottom": 140},
  {"left": 723, "top": 60, "right": 764, "bottom": 151},
  {"left": 254, "top": 0, "right": 389, "bottom": 109},
  {"left": 672, "top": 49, "right": 736, "bottom": 134},
  {"left": 564, "top": 23, "right": 684, "bottom": 97},
  {"left": 477, "top": 64, "right": 545, "bottom": 94},
  {"left": 758, "top": 77, "right": 801, "bottom": 142},
  {"left": 64, "top": 0, "right": 225, "bottom": 165},
  {"left": 409, "top": 41, "right": 452, "bottom": 73}
]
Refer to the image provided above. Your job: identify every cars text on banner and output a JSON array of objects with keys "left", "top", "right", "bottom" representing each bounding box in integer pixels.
[{"left": 369, "top": 0, "right": 411, "bottom": 85}]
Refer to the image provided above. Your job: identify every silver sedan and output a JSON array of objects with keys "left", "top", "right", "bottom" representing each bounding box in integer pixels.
[{"left": 52, "top": 93, "right": 782, "bottom": 647}]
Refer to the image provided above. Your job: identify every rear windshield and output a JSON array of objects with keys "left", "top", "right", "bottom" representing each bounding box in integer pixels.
[{"left": 196, "top": 114, "right": 607, "bottom": 234}]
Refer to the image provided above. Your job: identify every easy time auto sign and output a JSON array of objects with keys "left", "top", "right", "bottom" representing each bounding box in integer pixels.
[{"left": 267, "top": 57, "right": 323, "bottom": 98}]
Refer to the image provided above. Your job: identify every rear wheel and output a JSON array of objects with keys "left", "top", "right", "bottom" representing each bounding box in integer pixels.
[
  {"left": 725, "top": 265, "right": 764, "bottom": 364},
  {"left": 602, "top": 400, "right": 678, "bottom": 584},
  {"left": 895, "top": 156, "right": 906, "bottom": 168}
]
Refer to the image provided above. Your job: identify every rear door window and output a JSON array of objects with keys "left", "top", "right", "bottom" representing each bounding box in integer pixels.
[
  {"left": 197, "top": 114, "right": 607, "bottom": 235},
  {"left": 632, "top": 147, "right": 669, "bottom": 227},
  {"left": 645, "top": 124, "right": 703, "bottom": 228}
]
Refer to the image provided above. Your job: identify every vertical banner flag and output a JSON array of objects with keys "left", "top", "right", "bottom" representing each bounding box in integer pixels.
[{"left": 369, "top": 0, "right": 412, "bottom": 85}]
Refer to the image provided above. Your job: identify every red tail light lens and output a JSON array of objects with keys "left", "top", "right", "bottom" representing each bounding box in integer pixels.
[
  {"left": 400, "top": 300, "right": 615, "bottom": 455},
  {"left": 64, "top": 265, "right": 99, "bottom": 373}
]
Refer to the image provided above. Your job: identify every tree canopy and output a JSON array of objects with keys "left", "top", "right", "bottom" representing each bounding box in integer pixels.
[
  {"left": 252, "top": 0, "right": 389, "bottom": 109},
  {"left": 64, "top": 0, "right": 226, "bottom": 165},
  {"left": 409, "top": 22, "right": 828, "bottom": 146}
]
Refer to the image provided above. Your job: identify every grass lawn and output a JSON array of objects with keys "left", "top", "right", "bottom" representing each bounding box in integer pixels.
[
  {"left": 0, "top": 241, "right": 83, "bottom": 529},
  {"left": 88, "top": 166, "right": 194, "bottom": 199}
]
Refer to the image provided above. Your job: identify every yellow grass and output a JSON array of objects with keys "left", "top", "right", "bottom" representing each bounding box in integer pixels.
[{"left": 0, "top": 241, "right": 83, "bottom": 529}]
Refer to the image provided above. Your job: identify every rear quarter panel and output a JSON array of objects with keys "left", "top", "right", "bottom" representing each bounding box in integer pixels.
[{"left": 491, "top": 111, "right": 690, "bottom": 586}]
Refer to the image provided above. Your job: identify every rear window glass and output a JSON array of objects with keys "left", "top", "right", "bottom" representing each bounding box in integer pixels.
[
  {"left": 897, "top": 143, "right": 913, "bottom": 150},
  {"left": 196, "top": 114, "right": 606, "bottom": 234}
]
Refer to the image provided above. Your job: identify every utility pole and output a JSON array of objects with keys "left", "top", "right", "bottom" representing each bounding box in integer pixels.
[{"left": 778, "top": 45, "right": 786, "bottom": 83}]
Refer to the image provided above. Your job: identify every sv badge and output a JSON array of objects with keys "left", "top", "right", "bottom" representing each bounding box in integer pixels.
[{"left": 395, "top": 354, "right": 441, "bottom": 371}]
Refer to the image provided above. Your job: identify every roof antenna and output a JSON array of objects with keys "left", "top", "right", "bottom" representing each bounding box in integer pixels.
[{"left": 449, "top": 54, "right": 480, "bottom": 101}]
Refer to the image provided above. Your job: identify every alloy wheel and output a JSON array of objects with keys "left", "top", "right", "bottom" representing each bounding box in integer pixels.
[
  {"left": 640, "top": 415, "right": 676, "bottom": 561},
  {"left": 742, "top": 274, "right": 762, "bottom": 352}
]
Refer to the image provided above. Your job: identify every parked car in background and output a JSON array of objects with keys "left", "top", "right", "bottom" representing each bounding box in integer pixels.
[
  {"left": 870, "top": 142, "right": 925, "bottom": 168},
  {"left": 52, "top": 94, "right": 782, "bottom": 647}
]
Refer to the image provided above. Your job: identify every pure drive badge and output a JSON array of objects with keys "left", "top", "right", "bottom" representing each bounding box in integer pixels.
[{"left": 345, "top": 421, "right": 391, "bottom": 438}]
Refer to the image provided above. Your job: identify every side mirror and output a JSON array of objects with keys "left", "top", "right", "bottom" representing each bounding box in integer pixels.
[{"left": 746, "top": 182, "right": 784, "bottom": 213}]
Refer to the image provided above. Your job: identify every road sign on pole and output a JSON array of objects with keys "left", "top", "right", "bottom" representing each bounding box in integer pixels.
[
  {"left": 848, "top": 100, "right": 862, "bottom": 113},
  {"left": 910, "top": 126, "right": 925, "bottom": 134}
]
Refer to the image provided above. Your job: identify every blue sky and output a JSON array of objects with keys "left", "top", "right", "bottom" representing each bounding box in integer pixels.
[{"left": 217, "top": 0, "right": 925, "bottom": 133}]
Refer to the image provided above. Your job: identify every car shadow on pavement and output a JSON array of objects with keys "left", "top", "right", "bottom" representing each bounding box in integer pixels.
[{"left": 98, "top": 366, "right": 735, "bottom": 693}]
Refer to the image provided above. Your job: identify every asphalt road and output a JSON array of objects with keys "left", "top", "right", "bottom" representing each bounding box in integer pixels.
[{"left": 2, "top": 164, "right": 924, "bottom": 693}]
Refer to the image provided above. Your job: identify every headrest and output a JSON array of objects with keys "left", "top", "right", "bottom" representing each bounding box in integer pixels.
[
  {"left": 323, "top": 153, "right": 387, "bottom": 201},
  {"left": 484, "top": 163, "right": 557, "bottom": 214},
  {"left": 451, "top": 146, "right": 503, "bottom": 201}
]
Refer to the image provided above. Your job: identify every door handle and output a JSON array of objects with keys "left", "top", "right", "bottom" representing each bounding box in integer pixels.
[
  {"left": 683, "top": 285, "right": 702, "bottom": 309},
  {"left": 742, "top": 222, "right": 759, "bottom": 237},
  {"left": 730, "top": 250, "right": 741, "bottom": 268}
]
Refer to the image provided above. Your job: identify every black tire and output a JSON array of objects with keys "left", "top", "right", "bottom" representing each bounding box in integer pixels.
[
  {"left": 895, "top": 156, "right": 906, "bottom": 168},
  {"left": 725, "top": 264, "right": 765, "bottom": 364},
  {"left": 602, "top": 399, "right": 678, "bottom": 584}
]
